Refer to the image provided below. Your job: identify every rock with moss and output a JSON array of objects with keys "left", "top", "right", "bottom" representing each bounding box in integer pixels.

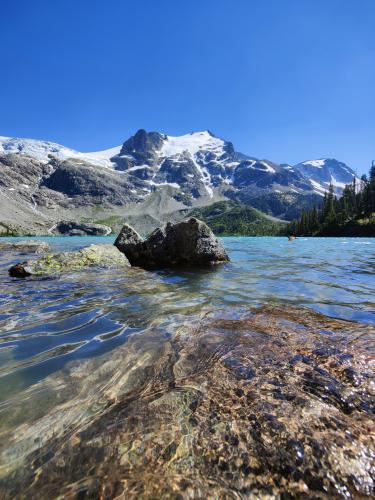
[
  {"left": 0, "top": 240, "right": 50, "bottom": 254},
  {"left": 8, "top": 244, "right": 130, "bottom": 277}
]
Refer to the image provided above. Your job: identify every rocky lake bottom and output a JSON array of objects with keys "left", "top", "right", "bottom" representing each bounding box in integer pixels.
[{"left": 0, "top": 236, "right": 374, "bottom": 498}]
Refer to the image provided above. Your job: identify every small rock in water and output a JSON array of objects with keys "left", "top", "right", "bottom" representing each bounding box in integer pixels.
[
  {"left": 114, "top": 218, "right": 229, "bottom": 268},
  {"left": 8, "top": 262, "right": 32, "bottom": 277}
]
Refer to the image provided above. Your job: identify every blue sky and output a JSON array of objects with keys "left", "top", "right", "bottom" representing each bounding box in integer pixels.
[{"left": 1, "top": 0, "right": 374, "bottom": 174}]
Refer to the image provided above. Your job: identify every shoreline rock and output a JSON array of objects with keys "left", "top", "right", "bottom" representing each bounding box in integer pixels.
[
  {"left": 50, "top": 221, "right": 112, "bottom": 236},
  {"left": 8, "top": 244, "right": 129, "bottom": 277},
  {"left": 115, "top": 217, "right": 229, "bottom": 268},
  {"left": 0, "top": 240, "right": 50, "bottom": 254}
]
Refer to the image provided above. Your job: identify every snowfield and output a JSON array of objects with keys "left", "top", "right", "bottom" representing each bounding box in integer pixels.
[
  {"left": 160, "top": 131, "right": 224, "bottom": 158},
  {"left": 302, "top": 159, "right": 326, "bottom": 168},
  {"left": 0, "top": 136, "right": 120, "bottom": 168}
]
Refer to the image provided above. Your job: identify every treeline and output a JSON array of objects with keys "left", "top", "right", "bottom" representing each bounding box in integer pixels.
[{"left": 286, "top": 164, "right": 375, "bottom": 236}]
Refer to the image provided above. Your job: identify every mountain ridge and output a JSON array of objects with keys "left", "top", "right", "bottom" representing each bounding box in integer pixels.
[{"left": 0, "top": 130, "right": 359, "bottom": 235}]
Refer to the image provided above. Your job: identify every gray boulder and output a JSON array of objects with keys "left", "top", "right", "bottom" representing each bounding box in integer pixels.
[
  {"left": 51, "top": 221, "right": 112, "bottom": 236},
  {"left": 0, "top": 240, "right": 50, "bottom": 254},
  {"left": 114, "top": 218, "right": 229, "bottom": 268},
  {"left": 9, "top": 244, "right": 129, "bottom": 277},
  {"left": 114, "top": 224, "right": 143, "bottom": 252}
]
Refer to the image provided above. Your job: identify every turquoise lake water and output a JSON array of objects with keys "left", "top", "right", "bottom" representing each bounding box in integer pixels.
[{"left": 0, "top": 236, "right": 374, "bottom": 401}]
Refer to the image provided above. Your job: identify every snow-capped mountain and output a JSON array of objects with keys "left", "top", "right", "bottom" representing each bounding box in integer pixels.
[
  {"left": 294, "top": 159, "right": 358, "bottom": 196},
  {"left": 0, "top": 131, "right": 357, "bottom": 199},
  {"left": 111, "top": 130, "right": 236, "bottom": 198},
  {"left": 0, "top": 129, "right": 360, "bottom": 235},
  {"left": 105, "top": 129, "right": 315, "bottom": 201}
]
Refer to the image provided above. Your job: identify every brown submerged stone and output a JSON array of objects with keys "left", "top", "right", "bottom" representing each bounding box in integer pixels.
[{"left": 0, "top": 306, "right": 374, "bottom": 499}]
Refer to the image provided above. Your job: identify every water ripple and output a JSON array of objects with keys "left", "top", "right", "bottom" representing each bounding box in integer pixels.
[{"left": 0, "top": 235, "right": 374, "bottom": 402}]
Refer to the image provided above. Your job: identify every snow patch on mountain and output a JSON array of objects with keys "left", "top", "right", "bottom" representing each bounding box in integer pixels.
[
  {"left": 310, "top": 179, "right": 326, "bottom": 196},
  {"left": 147, "top": 180, "right": 180, "bottom": 189},
  {"left": 302, "top": 159, "right": 326, "bottom": 168},
  {"left": 156, "top": 132, "right": 224, "bottom": 198},
  {"left": 248, "top": 161, "right": 276, "bottom": 173},
  {"left": 84, "top": 145, "right": 121, "bottom": 162},
  {"left": 0, "top": 136, "right": 120, "bottom": 168},
  {"left": 328, "top": 176, "right": 347, "bottom": 190},
  {"left": 160, "top": 131, "right": 224, "bottom": 158}
]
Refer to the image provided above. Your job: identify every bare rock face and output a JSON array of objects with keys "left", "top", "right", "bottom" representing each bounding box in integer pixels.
[
  {"left": 114, "top": 218, "right": 229, "bottom": 268},
  {"left": 8, "top": 244, "right": 130, "bottom": 277},
  {"left": 114, "top": 223, "right": 143, "bottom": 251}
]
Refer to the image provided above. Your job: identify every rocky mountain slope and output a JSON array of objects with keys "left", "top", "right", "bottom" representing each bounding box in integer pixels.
[
  {"left": 293, "top": 158, "right": 358, "bottom": 195},
  {"left": 0, "top": 131, "right": 359, "bottom": 235}
]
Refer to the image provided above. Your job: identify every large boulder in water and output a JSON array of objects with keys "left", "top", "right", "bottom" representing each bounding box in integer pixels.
[
  {"left": 114, "top": 218, "right": 229, "bottom": 268},
  {"left": 9, "top": 244, "right": 129, "bottom": 277}
]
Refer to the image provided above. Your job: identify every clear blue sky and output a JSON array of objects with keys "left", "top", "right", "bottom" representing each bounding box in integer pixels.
[{"left": 1, "top": 0, "right": 374, "bottom": 173}]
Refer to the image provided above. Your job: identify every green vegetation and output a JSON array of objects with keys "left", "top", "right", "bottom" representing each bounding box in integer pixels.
[
  {"left": 247, "top": 192, "right": 322, "bottom": 221},
  {"left": 93, "top": 215, "right": 125, "bottom": 233},
  {"left": 286, "top": 163, "right": 375, "bottom": 236},
  {"left": 189, "top": 201, "right": 286, "bottom": 236}
]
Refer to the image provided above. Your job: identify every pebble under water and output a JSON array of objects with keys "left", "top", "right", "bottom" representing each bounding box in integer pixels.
[{"left": 0, "top": 236, "right": 374, "bottom": 498}]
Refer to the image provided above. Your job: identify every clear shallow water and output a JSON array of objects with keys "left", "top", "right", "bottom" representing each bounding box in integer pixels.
[
  {"left": 0, "top": 236, "right": 375, "bottom": 498},
  {"left": 0, "top": 236, "right": 374, "bottom": 401}
]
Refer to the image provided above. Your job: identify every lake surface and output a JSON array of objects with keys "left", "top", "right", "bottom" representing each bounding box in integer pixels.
[
  {"left": 0, "top": 236, "right": 374, "bottom": 400},
  {"left": 0, "top": 236, "right": 374, "bottom": 498}
]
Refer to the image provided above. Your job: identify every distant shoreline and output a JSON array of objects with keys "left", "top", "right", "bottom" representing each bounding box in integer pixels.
[{"left": 1, "top": 233, "right": 374, "bottom": 239}]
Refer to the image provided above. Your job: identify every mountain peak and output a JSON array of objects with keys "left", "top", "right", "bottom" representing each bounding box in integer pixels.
[
  {"left": 294, "top": 158, "right": 358, "bottom": 195},
  {"left": 119, "top": 130, "right": 165, "bottom": 158}
]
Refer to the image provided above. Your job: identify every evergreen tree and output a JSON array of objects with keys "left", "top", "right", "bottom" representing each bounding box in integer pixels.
[{"left": 285, "top": 163, "right": 375, "bottom": 237}]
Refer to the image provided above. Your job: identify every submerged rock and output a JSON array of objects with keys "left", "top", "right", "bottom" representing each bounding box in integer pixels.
[
  {"left": 8, "top": 244, "right": 129, "bottom": 277},
  {"left": 0, "top": 305, "right": 373, "bottom": 498},
  {"left": 0, "top": 240, "right": 50, "bottom": 254},
  {"left": 115, "top": 218, "right": 229, "bottom": 268},
  {"left": 51, "top": 220, "right": 112, "bottom": 236}
]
